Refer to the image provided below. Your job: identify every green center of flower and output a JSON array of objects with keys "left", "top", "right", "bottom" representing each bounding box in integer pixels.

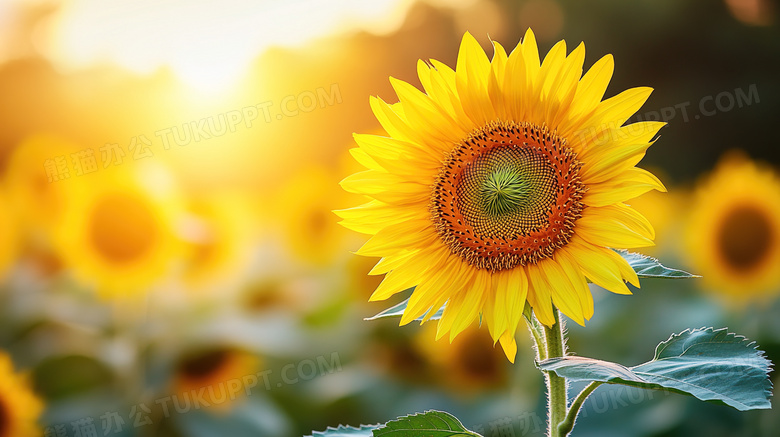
[{"left": 480, "top": 168, "right": 531, "bottom": 216}]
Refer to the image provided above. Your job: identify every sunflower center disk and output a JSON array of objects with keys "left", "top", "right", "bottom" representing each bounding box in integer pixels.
[
  {"left": 717, "top": 206, "right": 773, "bottom": 272},
  {"left": 179, "top": 349, "right": 230, "bottom": 379},
  {"left": 432, "top": 121, "right": 585, "bottom": 272}
]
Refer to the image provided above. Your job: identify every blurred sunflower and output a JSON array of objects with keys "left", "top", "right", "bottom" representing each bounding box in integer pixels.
[
  {"left": 0, "top": 191, "right": 19, "bottom": 280},
  {"left": 686, "top": 153, "right": 780, "bottom": 300},
  {"left": 368, "top": 330, "right": 432, "bottom": 384},
  {"left": 172, "top": 347, "right": 259, "bottom": 411},
  {"left": 179, "top": 194, "right": 255, "bottom": 292},
  {"left": 279, "top": 166, "right": 357, "bottom": 266},
  {"left": 0, "top": 352, "right": 43, "bottom": 437},
  {"left": 2, "top": 133, "right": 80, "bottom": 248},
  {"left": 339, "top": 30, "right": 662, "bottom": 361},
  {"left": 54, "top": 167, "right": 183, "bottom": 295},
  {"left": 415, "top": 325, "right": 510, "bottom": 392}
]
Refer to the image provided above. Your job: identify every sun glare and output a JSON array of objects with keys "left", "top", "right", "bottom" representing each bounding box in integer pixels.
[{"left": 40, "top": 0, "right": 414, "bottom": 91}]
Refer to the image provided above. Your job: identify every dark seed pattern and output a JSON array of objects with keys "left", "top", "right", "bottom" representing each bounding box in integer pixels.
[{"left": 430, "top": 120, "right": 586, "bottom": 272}]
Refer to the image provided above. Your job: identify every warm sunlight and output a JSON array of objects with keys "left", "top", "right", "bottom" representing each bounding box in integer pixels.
[{"left": 42, "top": 0, "right": 415, "bottom": 91}]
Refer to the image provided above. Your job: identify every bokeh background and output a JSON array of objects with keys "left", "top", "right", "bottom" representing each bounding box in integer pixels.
[{"left": 0, "top": 0, "right": 779, "bottom": 436}]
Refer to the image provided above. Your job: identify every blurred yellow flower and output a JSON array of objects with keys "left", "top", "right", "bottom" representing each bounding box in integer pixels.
[
  {"left": 339, "top": 30, "right": 662, "bottom": 361},
  {"left": 686, "top": 152, "right": 780, "bottom": 301},
  {"left": 279, "top": 166, "right": 356, "bottom": 266},
  {"left": 53, "top": 167, "right": 183, "bottom": 295},
  {"left": 0, "top": 352, "right": 43, "bottom": 437},
  {"left": 241, "top": 278, "right": 310, "bottom": 314},
  {"left": 3, "top": 134, "right": 80, "bottom": 245},
  {"left": 172, "top": 347, "right": 259, "bottom": 411},
  {"left": 179, "top": 194, "right": 255, "bottom": 292},
  {"left": 0, "top": 191, "right": 19, "bottom": 280}
]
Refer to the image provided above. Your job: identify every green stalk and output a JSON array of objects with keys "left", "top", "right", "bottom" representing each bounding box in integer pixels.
[
  {"left": 523, "top": 307, "right": 547, "bottom": 361},
  {"left": 543, "top": 309, "right": 567, "bottom": 437},
  {"left": 558, "top": 381, "right": 602, "bottom": 436}
]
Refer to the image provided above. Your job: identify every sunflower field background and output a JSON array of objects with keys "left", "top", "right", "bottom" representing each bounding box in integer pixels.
[{"left": 0, "top": 1, "right": 778, "bottom": 436}]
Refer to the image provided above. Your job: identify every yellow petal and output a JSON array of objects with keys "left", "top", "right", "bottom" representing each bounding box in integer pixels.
[
  {"left": 369, "top": 96, "right": 424, "bottom": 145},
  {"left": 573, "top": 88, "right": 654, "bottom": 153},
  {"left": 576, "top": 205, "right": 655, "bottom": 249},
  {"left": 354, "top": 133, "right": 439, "bottom": 163},
  {"left": 498, "top": 330, "right": 518, "bottom": 363},
  {"left": 504, "top": 267, "right": 529, "bottom": 336},
  {"left": 554, "top": 249, "right": 594, "bottom": 320},
  {"left": 349, "top": 147, "right": 382, "bottom": 171},
  {"left": 579, "top": 136, "right": 659, "bottom": 185},
  {"left": 336, "top": 200, "right": 427, "bottom": 235},
  {"left": 449, "top": 269, "right": 490, "bottom": 341},
  {"left": 488, "top": 40, "right": 509, "bottom": 119},
  {"left": 538, "top": 40, "right": 568, "bottom": 102},
  {"left": 503, "top": 35, "right": 529, "bottom": 121},
  {"left": 539, "top": 258, "right": 585, "bottom": 326},
  {"left": 369, "top": 250, "right": 418, "bottom": 275},
  {"left": 567, "top": 237, "right": 633, "bottom": 295},
  {"left": 369, "top": 247, "right": 447, "bottom": 301},
  {"left": 520, "top": 28, "right": 541, "bottom": 82},
  {"left": 560, "top": 54, "right": 614, "bottom": 137},
  {"left": 545, "top": 42, "right": 585, "bottom": 129},
  {"left": 584, "top": 167, "right": 667, "bottom": 207},
  {"left": 527, "top": 265, "right": 555, "bottom": 326},
  {"left": 356, "top": 219, "right": 434, "bottom": 257},
  {"left": 427, "top": 59, "right": 476, "bottom": 132},
  {"left": 402, "top": 252, "right": 460, "bottom": 325},
  {"left": 390, "top": 76, "right": 466, "bottom": 145},
  {"left": 455, "top": 32, "right": 494, "bottom": 125}
]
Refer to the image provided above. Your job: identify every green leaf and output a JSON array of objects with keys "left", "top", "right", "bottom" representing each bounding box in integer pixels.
[
  {"left": 539, "top": 327, "right": 773, "bottom": 411},
  {"left": 306, "top": 424, "right": 380, "bottom": 436},
  {"left": 373, "top": 410, "right": 482, "bottom": 436},
  {"left": 616, "top": 250, "right": 699, "bottom": 278},
  {"left": 364, "top": 292, "right": 446, "bottom": 322}
]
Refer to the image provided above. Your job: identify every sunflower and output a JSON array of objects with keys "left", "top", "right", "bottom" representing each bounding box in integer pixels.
[
  {"left": 0, "top": 352, "right": 43, "bottom": 437},
  {"left": 278, "top": 166, "right": 357, "bottom": 266},
  {"left": 171, "top": 347, "right": 259, "bottom": 410},
  {"left": 54, "top": 167, "right": 183, "bottom": 295},
  {"left": 179, "top": 194, "right": 255, "bottom": 292},
  {"left": 0, "top": 191, "right": 19, "bottom": 280},
  {"left": 2, "top": 134, "right": 80, "bottom": 247},
  {"left": 685, "top": 152, "right": 780, "bottom": 301},
  {"left": 338, "top": 30, "right": 663, "bottom": 361}
]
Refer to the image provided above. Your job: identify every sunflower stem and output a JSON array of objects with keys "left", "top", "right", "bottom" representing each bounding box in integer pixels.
[
  {"left": 558, "top": 381, "right": 602, "bottom": 436},
  {"left": 543, "top": 309, "right": 567, "bottom": 437},
  {"left": 523, "top": 309, "right": 547, "bottom": 361}
]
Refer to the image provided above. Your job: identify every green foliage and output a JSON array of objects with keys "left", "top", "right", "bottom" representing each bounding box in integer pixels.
[
  {"left": 306, "top": 424, "right": 380, "bottom": 436},
  {"left": 306, "top": 411, "right": 482, "bottom": 437},
  {"left": 33, "top": 354, "right": 115, "bottom": 400},
  {"left": 616, "top": 250, "right": 698, "bottom": 278},
  {"left": 539, "top": 327, "right": 772, "bottom": 411},
  {"left": 374, "top": 411, "right": 481, "bottom": 436}
]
